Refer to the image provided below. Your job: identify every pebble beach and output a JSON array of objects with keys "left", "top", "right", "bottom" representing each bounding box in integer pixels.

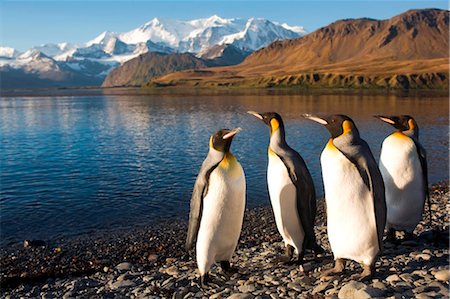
[{"left": 1, "top": 182, "right": 448, "bottom": 299}]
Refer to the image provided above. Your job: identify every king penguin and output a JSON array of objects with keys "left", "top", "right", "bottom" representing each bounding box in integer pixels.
[
  {"left": 304, "top": 114, "right": 386, "bottom": 280},
  {"left": 248, "top": 111, "right": 322, "bottom": 265},
  {"left": 186, "top": 128, "right": 246, "bottom": 286},
  {"left": 374, "top": 115, "right": 429, "bottom": 241}
]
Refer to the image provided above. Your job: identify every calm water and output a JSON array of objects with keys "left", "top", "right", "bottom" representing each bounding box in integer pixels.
[{"left": 1, "top": 91, "right": 448, "bottom": 246}]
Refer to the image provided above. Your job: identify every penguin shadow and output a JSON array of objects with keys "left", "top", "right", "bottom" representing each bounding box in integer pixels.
[
  {"left": 196, "top": 244, "right": 330, "bottom": 291},
  {"left": 376, "top": 227, "right": 449, "bottom": 280},
  {"left": 313, "top": 227, "right": 450, "bottom": 283}
]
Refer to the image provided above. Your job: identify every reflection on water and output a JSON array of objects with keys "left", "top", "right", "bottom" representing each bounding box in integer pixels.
[{"left": 0, "top": 91, "right": 448, "bottom": 245}]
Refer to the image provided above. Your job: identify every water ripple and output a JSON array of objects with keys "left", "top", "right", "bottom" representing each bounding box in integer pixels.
[{"left": 0, "top": 93, "right": 448, "bottom": 245}]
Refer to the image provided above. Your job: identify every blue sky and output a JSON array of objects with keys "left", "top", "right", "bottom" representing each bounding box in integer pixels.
[{"left": 1, "top": 0, "right": 448, "bottom": 51}]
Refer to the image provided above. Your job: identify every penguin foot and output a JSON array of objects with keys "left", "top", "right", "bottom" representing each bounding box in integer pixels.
[
  {"left": 285, "top": 244, "right": 294, "bottom": 259},
  {"left": 220, "top": 261, "right": 238, "bottom": 274},
  {"left": 296, "top": 251, "right": 305, "bottom": 266},
  {"left": 312, "top": 243, "right": 325, "bottom": 255},
  {"left": 385, "top": 228, "right": 399, "bottom": 244},
  {"left": 200, "top": 274, "right": 210, "bottom": 288},
  {"left": 357, "top": 265, "right": 374, "bottom": 281},
  {"left": 321, "top": 258, "right": 345, "bottom": 278},
  {"left": 403, "top": 231, "right": 414, "bottom": 241}
]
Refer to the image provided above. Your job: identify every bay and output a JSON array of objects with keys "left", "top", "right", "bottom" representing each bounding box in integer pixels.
[{"left": 0, "top": 90, "right": 448, "bottom": 246}]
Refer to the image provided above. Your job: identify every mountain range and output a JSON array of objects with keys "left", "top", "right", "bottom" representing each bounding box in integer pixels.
[
  {"left": 0, "top": 16, "right": 305, "bottom": 89},
  {"left": 101, "top": 44, "right": 252, "bottom": 87},
  {"left": 151, "top": 9, "right": 449, "bottom": 89}
]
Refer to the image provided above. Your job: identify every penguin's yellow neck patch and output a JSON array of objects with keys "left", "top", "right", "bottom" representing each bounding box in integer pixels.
[
  {"left": 219, "top": 152, "right": 237, "bottom": 170},
  {"left": 392, "top": 131, "right": 410, "bottom": 140},
  {"left": 342, "top": 120, "right": 353, "bottom": 135},
  {"left": 326, "top": 139, "right": 339, "bottom": 151},
  {"left": 268, "top": 147, "right": 277, "bottom": 157},
  {"left": 209, "top": 136, "right": 213, "bottom": 149},
  {"left": 270, "top": 118, "right": 279, "bottom": 134}
]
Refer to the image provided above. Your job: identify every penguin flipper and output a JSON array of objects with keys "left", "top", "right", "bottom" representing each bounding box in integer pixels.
[
  {"left": 277, "top": 149, "right": 318, "bottom": 249},
  {"left": 337, "top": 140, "right": 387, "bottom": 252},
  {"left": 186, "top": 158, "right": 221, "bottom": 251},
  {"left": 413, "top": 140, "right": 430, "bottom": 227}
]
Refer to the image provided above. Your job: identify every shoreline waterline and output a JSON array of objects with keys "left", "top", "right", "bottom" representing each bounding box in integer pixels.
[{"left": 1, "top": 181, "right": 448, "bottom": 297}]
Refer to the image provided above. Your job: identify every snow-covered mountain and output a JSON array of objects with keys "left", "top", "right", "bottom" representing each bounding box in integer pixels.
[
  {"left": 0, "top": 47, "right": 20, "bottom": 59},
  {"left": 119, "top": 15, "right": 306, "bottom": 53},
  {"left": 0, "top": 15, "right": 306, "bottom": 88}
]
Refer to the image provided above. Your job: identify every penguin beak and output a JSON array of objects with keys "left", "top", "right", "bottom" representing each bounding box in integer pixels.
[
  {"left": 223, "top": 127, "right": 242, "bottom": 140},
  {"left": 374, "top": 115, "right": 396, "bottom": 125},
  {"left": 302, "top": 114, "right": 328, "bottom": 125},
  {"left": 247, "top": 111, "right": 263, "bottom": 120}
]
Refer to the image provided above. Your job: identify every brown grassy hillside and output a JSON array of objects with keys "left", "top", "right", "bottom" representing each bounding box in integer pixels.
[{"left": 150, "top": 9, "right": 449, "bottom": 89}]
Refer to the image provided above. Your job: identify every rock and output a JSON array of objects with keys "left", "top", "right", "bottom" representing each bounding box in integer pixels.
[
  {"left": 294, "top": 276, "right": 314, "bottom": 285},
  {"left": 238, "top": 284, "right": 256, "bottom": 293},
  {"left": 109, "top": 280, "right": 136, "bottom": 290},
  {"left": 166, "top": 257, "right": 177, "bottom": 263},
  {"left": 117, "top": 273, "right": 131, "bottom": 282},
  {"left": 211, "top": 289, "right": 231, "bottom": 299},
  {"left": 103, "top": 266, "right": 109, "bottom": 273},
  {"left": 142, "top": 275, "right": 153, "bottom": 282},
  {"left": 371, "top": 281, "right": 386, "bottom": 289},
  {"left": 399, "top": 273, "right": 414, "bottom": 283},
  {"left": 338, "top": 281, "right": 366, "bottom": 298},
  {"left": 23, "top": 240, "right": 46, "bottom": 248},
  {"left": 115, "top": 262, "right": 132, "bottom": 271},
  {"left": 148, "top": 254, "right": 158, "bottom": 262},
  {"left": 313, "top": 282, "right": 331, "bottom": 294},
  {"left": 227, "top": 294, "right": 254, "bottom": 299},
  {"left": 165, "top": 266, "right": 179, "bottom": 276},
  {"left": 414, "top": 254, "right": 431, "bottom": 261},
  {"left": 386, "top": 274, "right": 401, "bottom": 283},
  {"left": 354, "top": 286, "right": 386, "bottom": 299},
  {"left": 434, "top": 269, "right": 449, "bottom": 281},
  {"left": 172, "top": 291, "right": 183, "bottom": 299},
  {"left": 287, "top": 282, "right": 302, "bottom": 292}
]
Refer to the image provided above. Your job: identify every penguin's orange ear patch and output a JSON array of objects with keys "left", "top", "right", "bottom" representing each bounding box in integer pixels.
[
  {"left": 342, "top": 120, "right": 353, "bottom": 135},
  {"left": 270, "top": 118, "right": 279, "bottom": 132},
  {"left": 408, "top": 119, "right": 416, "bottom": 130}
]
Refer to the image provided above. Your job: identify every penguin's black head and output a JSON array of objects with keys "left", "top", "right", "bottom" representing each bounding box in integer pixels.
[
  {"left": 247, "top": 111, "right": 284, "bottom": 135},
  {"left": 210, "top": 128, "right": 241, "bottom": 152},
  {"left": 374, "top": 115, "right": 417, "bottom": 132},
  {"left": 303, "top": 114, "right": 359, "bottom": 139}
]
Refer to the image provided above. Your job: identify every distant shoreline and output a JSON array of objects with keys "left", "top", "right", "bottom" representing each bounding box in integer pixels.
[{"left": 1, "top": 86, "right": 449, "bottom": 98}]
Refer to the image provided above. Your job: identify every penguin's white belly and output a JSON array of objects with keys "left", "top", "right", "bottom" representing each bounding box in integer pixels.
[
  {"left": 196, "top": 158, "right": 245, "bottom": 275},
  {"left": 267, "top": 153, "right": 304, "bottom": 254},
  {"left": 379, "top": 133, "right": 424, "bottom": 232},
  {"left": 321, "top": 144, "right": 379, "bottom": 266}
]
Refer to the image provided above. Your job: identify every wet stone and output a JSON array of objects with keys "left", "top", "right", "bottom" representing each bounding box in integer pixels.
[{"left": 115, "top": 262, "right": 132, "bottom": 271}]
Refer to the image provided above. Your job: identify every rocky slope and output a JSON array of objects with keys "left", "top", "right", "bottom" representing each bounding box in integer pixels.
[
  {"left": 101, "top": 52, "right": 208, "bottom": 87},
  {"left": 198, "top": 44, "right": 252, "bottom": 67},
  {"left": 151, "top": 9, "right": 449, "bottom": 89},
  {"left": 102, "top": 45, "right": 251, "bottom": 87},
  {"left": 0, "top": 50, "right": 105, "bottom": 89},
  {"left": 1, "top": 182, "right": 448, "bottom": 298}
]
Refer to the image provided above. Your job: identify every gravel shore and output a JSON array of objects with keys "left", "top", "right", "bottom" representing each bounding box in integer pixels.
[{"left": 1, "top": 182, "right": 448, "bottom": 298}]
